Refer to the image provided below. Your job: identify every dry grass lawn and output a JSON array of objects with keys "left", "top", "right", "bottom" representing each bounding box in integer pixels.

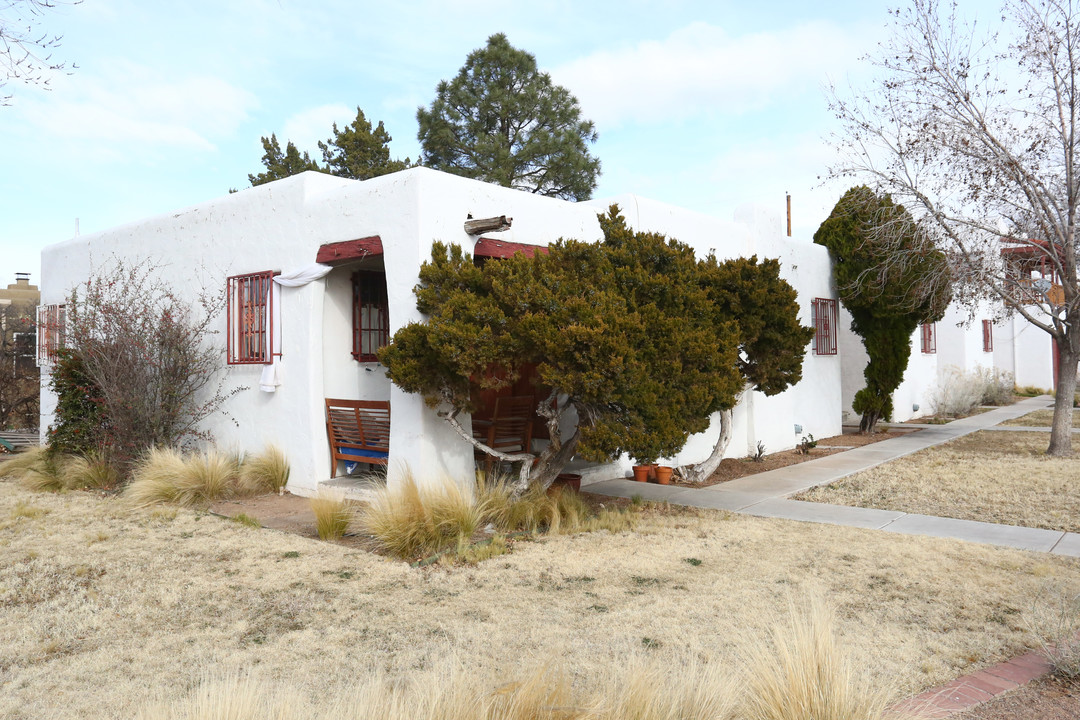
[
  {"left": 1001, "top": 408, "right": 1080, "bottom": 428},
  {"left": 797, "top": 431, "right": 1080, "bottom": 532},
  {"left": 1, "top": 476, "right": 1078, "bottom": 718}
]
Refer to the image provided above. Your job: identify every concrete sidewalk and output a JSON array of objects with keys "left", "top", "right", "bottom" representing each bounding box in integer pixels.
[{"left": 584, "top": 396, "right": 1080, "bottom": 557}]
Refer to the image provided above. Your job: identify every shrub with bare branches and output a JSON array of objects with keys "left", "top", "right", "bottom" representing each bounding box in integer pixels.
[{"left": 60, "top": 259, "right": 240, "bottom": 467}]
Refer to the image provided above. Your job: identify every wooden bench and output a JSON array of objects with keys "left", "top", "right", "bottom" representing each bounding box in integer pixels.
[
  {"left": 325, "top": 399, "right": 390, "bottom": 476},
  {"left": 472, "top": 395, "right": 535, "bottom": 474}
]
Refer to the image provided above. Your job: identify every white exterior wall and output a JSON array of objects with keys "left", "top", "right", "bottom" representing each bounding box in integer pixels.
[
  {"left": 837, "top": 308, "right": 864, "bottom": 424},
  {"left": 1008, "top": 316, "right": 1056, "bottom": 390},
  {"left": 936, "top": 305, "right": 995, "bottom": 377},
  {"left": 891, "top": 331, "right": 939, "bottom": 421}
]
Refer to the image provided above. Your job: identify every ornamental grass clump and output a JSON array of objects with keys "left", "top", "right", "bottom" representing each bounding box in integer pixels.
[
  {"left": 125, "top": 448, "right": 190, "bottom": 507},
  {"left": 126, "top": 447, "right": 238, "bottom": 507},
  {"left": 476, "top": 475, "right": 590, "bottom": 535},
  {"left": 1, "top": 447, "right": 121, "bottom": 493},
  {"left": 586, "top": 656, "right": 736, "bottom": 720},
  {"left": 63, "top": 451, "right": 119, "bottom": 490},
  {"left": 1027, "top": 581, "right": 1080, "bottom": 678},
  {"left": 142, "top": 665, "right": 583, "bottom": 720},
  {"left": 19, "top": 451, "right": 68, "bottom": 493},
  {"left": 237, "top": 445, "right": 290, "bottom": 494},
  {"left": 125, "top": 445, "right": 289, "bottom": 508},
  {"left": 0, "top": 446, "right": 48, "bottom": 479},
  {"left": 165, "top": 449, "right": 238, "bottom": 506},
  {"left": 741, "top": 598, "right": 894, "bottom": 720},
  {"left": 309, "top": 492, "right": 354, "bottom": 541},
  {"left": 359, "top": 471, "right": 482, "bottom": 559}
]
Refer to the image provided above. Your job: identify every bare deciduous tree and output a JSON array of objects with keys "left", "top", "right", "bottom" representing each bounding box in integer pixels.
[
  {"left": 830, "top": 0, "right": 1080, "bottom": 455},
  {"left": 1, "top": 0, "right": 79, "bottom": 104}
]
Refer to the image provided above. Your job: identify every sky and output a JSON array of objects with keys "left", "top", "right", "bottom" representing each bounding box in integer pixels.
[{"left": 0, "top": 0, "right": 1001, "bottom": 287}]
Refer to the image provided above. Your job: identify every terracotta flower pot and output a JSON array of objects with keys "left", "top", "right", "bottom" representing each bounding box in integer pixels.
[
  {"left": 654, "top": 466, "right": 673, "bottom": 484},
  {"left": 552, "top": 473, "right": 581, "bottom": 492},
  {"left": 632, "top": 465, "right": 651, "bottom": 482}
]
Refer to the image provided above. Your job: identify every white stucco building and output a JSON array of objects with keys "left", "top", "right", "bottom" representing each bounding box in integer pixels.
[
  {"left": 838, "top": 294, "right": 1060, "bottom": 425},
  {"left": 38, "top": 168, "right": 847, "bottom": 494}
]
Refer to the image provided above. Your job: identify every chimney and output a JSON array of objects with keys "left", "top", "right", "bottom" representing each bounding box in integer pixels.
[{"left": 786, "top": 193, "right": 792, "bottom": 237}]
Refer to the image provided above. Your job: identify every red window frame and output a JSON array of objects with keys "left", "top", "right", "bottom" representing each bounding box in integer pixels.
[
  {"left": 920, "top": 322, "right": 937, "bottom": 354},
  {"left": 352, "top": 271, "right": 389, "bottom": 362},
  {"left": 811, "top": 297, "right": 837, "bottom": 355},
  {"left": 982, "top": 319, "right": 994, "bottom": 352},
  {"left": 227, "top": 271, "right": 276, "bottom": 365},
  {"left": 36, "top": 303, "right": 66, "bottom": 366}
]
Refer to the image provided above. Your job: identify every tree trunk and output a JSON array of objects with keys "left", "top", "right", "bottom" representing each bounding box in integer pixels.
[
  {"left": 529, "top": 430, "right": 580, "bottom": 491},
  {"left": 527, "top": 393, "right": 582, "bottom": 493},
  {"left": 677, "top": 385, "right": 749, "bottom": 484},
  {"left": 859, "top": 409, "right": 881, "bottom": 435},
  {"left": 1048, "top": 337, "right": 1077, "bottom": 456},
  {"left": 441, "top": 390, "right": 582, "bottom": 496}
]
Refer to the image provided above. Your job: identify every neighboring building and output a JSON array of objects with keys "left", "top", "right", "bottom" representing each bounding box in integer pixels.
[
  {"left": 1, "top": 274, "right": 40, "bottom": 430},
  {"left": 38, "top": 168, "right": 841, "bottom": 495},
  {"left": 839, "top": 285, "right": 1060, "bottom": 425}
]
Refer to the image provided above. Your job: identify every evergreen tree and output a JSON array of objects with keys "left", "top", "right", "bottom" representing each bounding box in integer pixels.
[
  {"left": 246, "top": 109, "right": 408, "bottom": 187},
  {"left": 247, "top": 134, "right": 322, "bottom": 187},
  {"left": 318, "top": 107, "right": 410, "bottom": 180},
  {"left": 814, "top": 186, "right": 952, "bottom": 433},
  {"left": 381, "top": 206, "right": 808, "bottom": 492},
  {"left": 416, "top": 33, "right": 600, "bottom": 201}
]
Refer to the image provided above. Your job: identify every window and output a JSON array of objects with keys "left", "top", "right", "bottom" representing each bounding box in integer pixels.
[
  {"left": 227, "top": 271, "right": 275, "bottom": 365},
  {"left": 920, "top": 323, "right": 937, "bottom": 354},
  {"left": 982, "top": 319, "right": 994, "bottom": 352},
  {"left": 36, "top": 303, "right": 66, "bottom": 366},
  {"left": 352, "top": 271, "right": 389, "bottom": 362},
  {"left": 811, "top": 297, "right": 837, "bottom": 355}
]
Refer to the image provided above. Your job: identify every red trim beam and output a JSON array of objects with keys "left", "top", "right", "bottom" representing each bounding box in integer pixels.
[
  {"left": 316, "top": 236, "right": 383, "bottom": 264},
  {"left": 473, "top": 237, "right": 548, "bottom": 259}
]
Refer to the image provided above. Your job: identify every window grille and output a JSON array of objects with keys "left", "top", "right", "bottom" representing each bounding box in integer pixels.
[
  {"left": 36, "top": 304, "right": 66, "bottom": 366},
  {"left": 352, "top": 271, "right": 389, "bottom": 362},
  {"left": 982, "top": 319, "right": 994, "bottom": 352},
  {"left": 811, "top": 298, "right": 837, "bottom": 356},
  {"left": 227, "top": 271, "right": 275, "bottom": 365},
  {"left": 920, "top": 323, "right": 937, "bottom": 354}
]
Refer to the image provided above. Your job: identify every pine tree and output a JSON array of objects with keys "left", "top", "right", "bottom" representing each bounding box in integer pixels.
[
  {"left": 246, "top": 109, "right": 408, "bottom": 187},
  {"left": 416, "top": 33, "right": 600, "bottom": 201},
  {"left": 318, "top": 107, "right": 410, "bottom": 180},
  {"left": 247, "top": 134, "right": 322, "bottom": 187}
]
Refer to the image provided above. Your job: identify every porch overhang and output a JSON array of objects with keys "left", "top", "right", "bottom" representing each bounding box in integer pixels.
[{"left": 316, "top": 236, "right": 383, "bottom": 264}]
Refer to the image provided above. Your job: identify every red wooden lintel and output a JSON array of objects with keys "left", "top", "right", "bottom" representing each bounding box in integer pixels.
[
  {"left": 474, "top": 237, "right": 548, "bottom": 259},
  {"left": 316, "top": 236, "right": 384, "bottom": 264}
]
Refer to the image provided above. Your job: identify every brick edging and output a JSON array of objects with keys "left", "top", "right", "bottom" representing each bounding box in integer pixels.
[{"left": 889, "top": 651, "right": 1052, "bottom": 718}]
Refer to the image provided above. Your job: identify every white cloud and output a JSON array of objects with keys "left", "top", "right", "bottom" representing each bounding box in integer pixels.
[
  {"left": 702, "top": 132, "right": 851, "bottom": 236},
  {"left": 551, "top": 20, "right": 865, "bottom": 129},
  {"left": 20, "top": 60, "right": 258, "bottom": 152},
  {"left": 281, "top": 103, "right": 356, "bottom": 154}
]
